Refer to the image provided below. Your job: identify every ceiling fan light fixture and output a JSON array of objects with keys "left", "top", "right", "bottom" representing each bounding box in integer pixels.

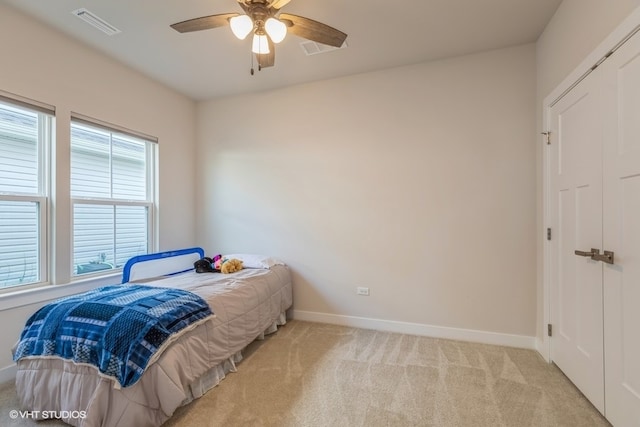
[
  {"left": 170, "top": 1, "right": 348, "bottom": 70},
  {"left": 252, "top": 33, "right": 270, "bottom": 54},
  {"left": 229, "top": 14, "right": 253, "bottom": 40},
  {"left": 264, "top": 18, "right": 287, "bottom": 43}
]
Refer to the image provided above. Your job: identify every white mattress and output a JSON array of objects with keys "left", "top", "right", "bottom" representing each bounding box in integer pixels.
[{"left": 14, "top": 265, "right": 293, "bottom": 427}]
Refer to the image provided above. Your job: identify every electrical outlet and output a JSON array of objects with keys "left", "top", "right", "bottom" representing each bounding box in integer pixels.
[{"left": 356, "top": 287, "right": 370, "bottom": 296}]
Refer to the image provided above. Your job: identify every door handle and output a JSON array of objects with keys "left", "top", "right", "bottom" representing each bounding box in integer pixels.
[
  {"left": 593, "top": 250, "right": 614, "bottom": 265},
  {"left": 574, "top": 248, "right": 615, "bottom": 264},
  {"left": 575, "top": 248, "right": 599, "bottom": 257}
]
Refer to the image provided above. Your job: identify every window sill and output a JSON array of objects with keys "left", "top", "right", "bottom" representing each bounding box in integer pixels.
[{"left": 0, "top": 272, "right": 121, "bottom": 312}]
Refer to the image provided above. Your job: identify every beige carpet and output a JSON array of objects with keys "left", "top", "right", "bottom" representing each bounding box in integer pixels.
[{"left": 0, "top": 320, "right": 610, "bottom": 426}]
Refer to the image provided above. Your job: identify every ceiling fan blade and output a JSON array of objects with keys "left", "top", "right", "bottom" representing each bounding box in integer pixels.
[
  {"left": 269, "top": 0, "right": 293, "bottom": 10},
  {"left": 170, "top": 13, "right": 238, "bottom": 33},
  {"left": 279, "top": 14, "right": 347, "bottom": 48},
  {"left": 236, "top": 1, "right": 249, "bottom": 13},
  {"left": 256, "top": 37, "right": 275, "bottom": 68}
]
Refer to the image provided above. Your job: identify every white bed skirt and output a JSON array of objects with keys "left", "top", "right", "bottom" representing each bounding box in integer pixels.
[
  {"left": 16, "top": 313, "right": 287, "bottom": 427},
  {"left": 182, "top": 311, "right": 285, "bottom": 405}
]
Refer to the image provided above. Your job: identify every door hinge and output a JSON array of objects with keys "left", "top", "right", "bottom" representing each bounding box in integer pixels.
[
  {"left": 547, "top": 228, "right": 552, "bottom": 241},
  {"left": 541, "top": 131, "right": 551, "bottom": 145},
  {"left": 548, "top": 324, "right": 553, "bottom": 337}
]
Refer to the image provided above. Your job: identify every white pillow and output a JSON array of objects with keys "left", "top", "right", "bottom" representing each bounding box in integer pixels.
[{"left": 223, "top": 254, "right": 285, "bottom": 269}]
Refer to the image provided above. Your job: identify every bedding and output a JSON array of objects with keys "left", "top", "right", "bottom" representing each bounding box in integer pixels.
[
  {"left": 221, "top": 253, "right": 285, "bottom": 269},
  {"left": 13, "top": 249, "right": 293, "bottom": 427},
  {"left": 13, "top": 285, "right": 213, "bottom": 388}
]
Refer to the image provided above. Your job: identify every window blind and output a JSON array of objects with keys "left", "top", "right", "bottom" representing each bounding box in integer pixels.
[
  {"left": 71, "top": 112, "right": 158, "bottom": 144},
  {"left": 0, "top": 91, "right": 54, "bottom": 116}
]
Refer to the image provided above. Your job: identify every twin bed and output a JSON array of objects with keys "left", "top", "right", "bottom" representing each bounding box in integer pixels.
[{"left": 12, "top": 248, "right": 293, "bottom": 427}]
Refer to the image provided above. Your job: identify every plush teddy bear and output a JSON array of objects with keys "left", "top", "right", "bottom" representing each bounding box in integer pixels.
[{"left": 221, "top": 258, "right": 243, "bottom": 274}]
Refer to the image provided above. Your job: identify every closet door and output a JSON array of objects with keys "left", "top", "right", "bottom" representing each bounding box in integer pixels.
[
  {"left": 601, "top": 30, "right": 640, "bottom": 427},
  {"left": 549, "top": 66, "right": 605, "bottom": 414}
]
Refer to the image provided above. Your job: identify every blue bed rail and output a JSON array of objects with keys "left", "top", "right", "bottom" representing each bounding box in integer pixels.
[{"left": 122, "top": 247, "right": 204, "bottom": 283}]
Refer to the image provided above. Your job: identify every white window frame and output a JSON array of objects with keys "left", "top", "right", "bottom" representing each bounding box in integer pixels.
[
  {"left": 70, "top": 115, "right": 157, "bottom": 279},
  {"left": 0, "top": 95, "right": 52, "bottom": 291}
]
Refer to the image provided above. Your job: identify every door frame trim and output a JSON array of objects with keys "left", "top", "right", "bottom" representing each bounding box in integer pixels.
[{"left": 540, "top": 6, "right": 640, "bottom": 362}]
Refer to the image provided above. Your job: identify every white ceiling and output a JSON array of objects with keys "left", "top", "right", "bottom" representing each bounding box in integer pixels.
[{"left": 3, "top": 0, "right": 562, "bottom": 101}]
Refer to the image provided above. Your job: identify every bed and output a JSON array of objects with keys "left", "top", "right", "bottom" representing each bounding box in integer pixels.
[{"left": 12, "top": 247, "right": 293, "bottom": 427}]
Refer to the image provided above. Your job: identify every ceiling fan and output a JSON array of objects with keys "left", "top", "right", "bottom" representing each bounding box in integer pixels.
[{"left": 170, "top": 0, "right": 347, "bottom": 72}]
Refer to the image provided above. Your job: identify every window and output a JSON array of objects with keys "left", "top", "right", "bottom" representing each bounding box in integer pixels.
[
  {"left": 0, "top": 99, "right": 52, "bottom": 289},
  {"left": 70, "top": 118, "right": 156, "bottom": 277}
]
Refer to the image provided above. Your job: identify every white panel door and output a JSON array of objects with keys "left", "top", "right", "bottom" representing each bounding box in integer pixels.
[
  {"left": 602, "top": 30, "right": 640, "bottom": 427},
  {"left": 549, "top": 68, "right": 605, "bottom": 414}
]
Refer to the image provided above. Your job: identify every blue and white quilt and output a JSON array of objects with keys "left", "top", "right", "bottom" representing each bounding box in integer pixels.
[{"left": 13, "top": 284, "right": 213, "bottom": 387}]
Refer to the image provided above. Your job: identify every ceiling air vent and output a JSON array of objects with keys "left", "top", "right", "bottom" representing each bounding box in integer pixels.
[
  {"left": 300, "top": 40, "right": 347, "bottom": 56},
  {"left": 71, "top": 8, "right": 121, "bottom": 36}
]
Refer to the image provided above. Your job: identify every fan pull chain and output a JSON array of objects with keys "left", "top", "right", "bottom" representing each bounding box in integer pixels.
[{"left": 250, "top": 54, "right": 263, "bottom": 76}]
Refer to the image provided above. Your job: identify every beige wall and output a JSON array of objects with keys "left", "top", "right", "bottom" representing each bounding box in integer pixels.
[
  {"left": 197, "top": 44, "right": 537, "bottom": 340},
  {"left": 535, "top": 0, "right": 640, "bottom": 344},
  {"left": 7, "top": 0, "right": 634, "bottom": 376},
  {"left": 537, "top": 0, "right": 640, "bottom": 98},
  {"left": 0, "top": 4, "right": 197, "bottom": 374}
]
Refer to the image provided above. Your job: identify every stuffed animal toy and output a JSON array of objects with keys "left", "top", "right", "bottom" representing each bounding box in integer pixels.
[
  {"left": 211, "top": 254, "right": 223, "bottom": 270},
  {"left": 194, "top": 258, "right": 217, "bottom": 273},
  {"left": 221, "top": 258, "right": 243, "bottom": 274},
  {"left": 194, "top": 254, "right": 224, "bottom": 273}
]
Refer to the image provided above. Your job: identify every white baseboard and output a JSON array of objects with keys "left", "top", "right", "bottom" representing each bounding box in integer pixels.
[
  {"left": 0, "top": 363, "right": 17, "bottom": 385},
  {"left": 0, "top": 313, "right": 535, "bottom": 384},
  {"left": 292, "top": 310, "right": 536, "bottom": 350},
  {"left": 535, "top": 337, "right": 550, "bottom": 362}
]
